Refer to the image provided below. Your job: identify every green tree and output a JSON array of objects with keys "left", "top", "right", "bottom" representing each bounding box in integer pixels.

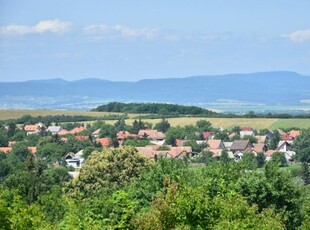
[
  {"left": 241, "top": 152, "right": 257, "bottom": 170},
  {"left": 134, "top": 185, "right": 284, "bottom": 229},
  {"left": 256, "top": 152, "right": 266, "bottom": 168},
  {"left": 183, "top": 140, "right": 208, "bottom": 154},
  {"left": 293, "top": 129, "right": 310, "bottom": 163},
  {"left": 165, "top": 127, "right": 186, "bottom": 146},
  {"left": 154, "top": 119, "right": 171, "bottom": 133},
  {"left": 74, "top": 146, "right": 151, "bottom": 196},
  {"left": 272, "top": 151, "right": 288, "bottom": 167},
  {"left": 196, "top": 120, "right": 213, "bottom": 132},
  {"left": 301, "top": 162, "right": 310, "bottom": 185},
  {"left": 242, "top": 135, "right": 258, "bottom": 143}
]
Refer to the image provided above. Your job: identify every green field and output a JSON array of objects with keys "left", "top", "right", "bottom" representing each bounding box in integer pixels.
[{"left": 0, "top": 109, "right": 310, "bottom": 130}]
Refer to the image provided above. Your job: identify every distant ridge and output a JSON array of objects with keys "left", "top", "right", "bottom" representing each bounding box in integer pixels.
[{"left": 0, "top": 71, "right": 310, "bottom": 110}]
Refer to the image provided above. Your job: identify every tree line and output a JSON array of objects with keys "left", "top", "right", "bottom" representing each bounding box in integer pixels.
[{"left": 93, "top": 102, "right": 310, "bottom": 119}]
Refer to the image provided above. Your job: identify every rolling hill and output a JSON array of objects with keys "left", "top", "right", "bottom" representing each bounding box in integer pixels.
[{"left": 1, "top": 71, "right": 310, "bottom": 110}]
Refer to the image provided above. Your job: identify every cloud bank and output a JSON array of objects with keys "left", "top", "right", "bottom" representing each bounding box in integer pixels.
[
  {"left": 83, "top": 24, "right": 158, "bottom": 39},
  {"left": 0, "top": 19, "right": 71, "bottom": 35},
  {"left": 283, "top": 29, "right": 310, "bottom": 43}
]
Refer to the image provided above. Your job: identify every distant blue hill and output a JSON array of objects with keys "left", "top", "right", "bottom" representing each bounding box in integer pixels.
[{"left": 0, "top": 71, "right": 310, "bottom": 110}]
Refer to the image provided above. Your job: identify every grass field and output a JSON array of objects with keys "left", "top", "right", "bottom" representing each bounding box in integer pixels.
[
  {"left": 0, "top": 109, "right": 309, "bottom": 130},
  {"left": 0, "top": 109, "right": 139, "bottom": 120}
]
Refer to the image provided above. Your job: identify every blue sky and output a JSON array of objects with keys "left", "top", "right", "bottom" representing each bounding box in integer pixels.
[{"left": 1, "top": 0, "right": 310, "bottom": 82}]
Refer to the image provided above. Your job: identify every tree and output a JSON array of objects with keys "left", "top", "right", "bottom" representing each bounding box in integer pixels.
[
  {"left": 256, "top": 152, "right": 266, "bottom": 168},
  {"left": 242, "top": 135, "right": 258, "bottom": 143},
  {"left": 165, "top": 127, "right": 186, "bottom": 146},
  {"left": 301, "top": 162, "right": 310, "bottom": 185},
  {"left": 220, "top": 149, "right": 231, "bottom": 164},
  {"left": 214, "top": 131, "right": 230, "bottom": 141},
  {"left": 293, "top": 129, "right": 310, "bottom": 163},
  {"left": 272, "top": 152, "right": 287, "bottom": 167},
  {"left": 7, "top": 123, "right": 17, "bottom": 138},
  {"left": 196, "top": 120, "right": 212, "bottom": 132},
  {"left": 154, "top": 119, "right": 170, "bottom": 133},
  {"left": 0, "top": 130, "right": 8, "bottom": 147},
  {"left": 241, "top": 152, "right": 257, "bottom": 170},
  {"left": 183, "top": 140, "right": 208, "bottom": 154},
  {"left": 131, "top": 119, "right": 145, "bottom": 134},
  {"left": 268, "top": 130, "right": 280, "bottom": 150},
  {"left": 134, "top": 185, "right": 284, "bottom": 229},
  {"left": 74, "top": 146, "right": 151, "bottom": 196},
  {"left": 238, "top": 162, "right": 302, "bottom": 229},
  {"left": 184, "top": 125, "right": 200, "bottom": 140}
]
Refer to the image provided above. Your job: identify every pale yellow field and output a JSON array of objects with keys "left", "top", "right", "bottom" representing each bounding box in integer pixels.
[
  {"left": 105, "top": 117, "right": 279, "bottom": 129},
  {"left": 1, "top": 109, "right": 310, "bottom": 130},
  {"left": 0, "top": 109, "right": 138, "bottom": 120}
]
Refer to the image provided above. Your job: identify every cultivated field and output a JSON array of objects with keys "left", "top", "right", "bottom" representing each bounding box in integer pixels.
[
  {"left": 0, "top": 109, "right": 310, "bottom": 129},
  {"left": 0, "top": 109, "right": 139, "bottom": 120}
]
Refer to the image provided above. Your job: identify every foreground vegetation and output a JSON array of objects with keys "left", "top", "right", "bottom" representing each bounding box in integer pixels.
[{"left": 0, "top": 147, "right": 309, "bottom": 229}]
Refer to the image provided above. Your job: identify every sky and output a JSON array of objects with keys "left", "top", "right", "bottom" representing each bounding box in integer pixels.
[{"left": 1, "top": 0, "right": 310, "bottom": 82}]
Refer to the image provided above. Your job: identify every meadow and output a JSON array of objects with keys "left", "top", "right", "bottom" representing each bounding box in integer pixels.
[{"left": 1, "top": 109, "right": 310, "bottom": 129}]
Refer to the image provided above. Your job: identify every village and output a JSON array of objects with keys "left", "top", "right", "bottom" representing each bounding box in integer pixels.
[{"left": 0, "top": 119, "right": 301, "bottom": 177}]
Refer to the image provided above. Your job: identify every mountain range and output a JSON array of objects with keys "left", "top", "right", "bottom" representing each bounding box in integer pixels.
[{"left": 1, "top": 71, "right": 310, "bottom": 111}]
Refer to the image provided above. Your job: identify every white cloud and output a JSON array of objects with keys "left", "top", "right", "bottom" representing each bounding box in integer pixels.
[
  {"left": 83, "top": 24, "right": 158, "bottom": 39},
  {"left": 0, "top": 19, "right": 71, "bottom": 35},
  {"left": 283, "top": 29, "right": 310, "bottom": 43}
]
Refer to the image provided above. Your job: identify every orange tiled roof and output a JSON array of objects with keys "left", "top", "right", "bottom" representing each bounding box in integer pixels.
[
  {"left": 75, "top": 135, "right": 89, "bottom": 141},
  {"left": 24, "top": 125, "right": 38, "bottom": 131},
  {"left": 58, "top": 129, "right": 69, "bottom": 135},
  {"left": 69, "top": 127, "right": 85, "bottom": 134},
  {"left": 207, "top": 139, "right": 222, "bottom": 149},
  {"left": 0, "top": 147, "right": 12, "bottom": 153},
  {"left": 97, "top": 138, "right": 110, "bottom": 147},
  {"left": 288, "top": 130, "right": 300, "bottom": 139}
]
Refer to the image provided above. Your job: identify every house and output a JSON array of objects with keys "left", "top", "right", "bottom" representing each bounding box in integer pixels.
[
  {"left": 136, "top": 145, "right": 192, "bottom": 159},
  {"left": 240, "top": 127, "right": 254, "bottom": 138},
  {"left": 202, "top": 132, "right": 215, "bottom": 140},
  {"left": 69, "top": 127, "right": 85, "bottom": 135},
  {"left": 281, "top": 134, "right": 294, "bottom": 141},
  {"left": 117, "top": 131, "right": 138, "bottom": 145},
  {"left": 265, "top": 150, "right": 276, "bottom": 161},
  {"left": 47, "top": 126, "right": 63, "bottom": 135},
  {"left": 288, "top": 130, "right": 300, "bottom": 139},
  {"left": 0, "top": 147, "right": 37, "bottom": 154},
  {"left": 176, "top": 139, "right": 189, "bottom": 147},
  {"left": 24, "top": 123, "right": 45, "bottom": 135},
  {"left": 223, "top": 142, "right": 233, "bottom": 150},
  {"left": 92, "top": 129, "right": 101, "bottom": 139},
  {"left": 255, "top": 135, "right": 267, "bottom": 144},
  {"left": 8, "top": 141, "right": 16, "bottom": 147},
  {"left": 58, "top": 129, "right": 69, "bottom": 136},
  {"left": 0, "top": 147, "right": 12, "bottom": 153},
  {"left": 207, "top": 139, "right": 225, "bottom": 149},
  {"left": 96, "top": 137, "right": 111, "bottom": 147},
  {"left": 65, "top": 150, "right": 84, "bottom": 168},
  {"left": 75, "top": 135, "right": 90, "bottom": 141},
  {"left": 230, "top": 140, "right": 253, "bottom": 152},
  {"left": 138, "top": 130, "right": 165, "bottom": 141},
  {"left": 277, "top": 141, "right": 292, "bottom": 152},
  {"left": 252, "top": 143, "right": 268, "bottom": 154}
]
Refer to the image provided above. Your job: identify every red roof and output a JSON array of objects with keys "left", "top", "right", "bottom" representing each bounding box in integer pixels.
[
  {"left": 202, "top": 132, "right": 215, "bottom": 140},
  {"left": 0, "top": 147, "right": 12, "bottom": 153},
  {"left": 24, "top": 124, "right": 38, "bottom": 131},
  {"left": 75, "top": 136, "right": 89, "bottom": 141},
  {"left": 241, "top": 127, "right": 253, "bottom": 131},
  {"left": 97, "top": 138, "right": 110, "bottom": 147},
  {"left": 69, "top": 127, "right": 85, "bottom": 135},
  {"left": 0, "top": 146, "right": 37, "bottom": 154},
  {"left": 281, "top": 134, "right": 294, "bottom": 141},
  {"left": 58, "top": 129, "right": 69, "bottom": 135}
]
